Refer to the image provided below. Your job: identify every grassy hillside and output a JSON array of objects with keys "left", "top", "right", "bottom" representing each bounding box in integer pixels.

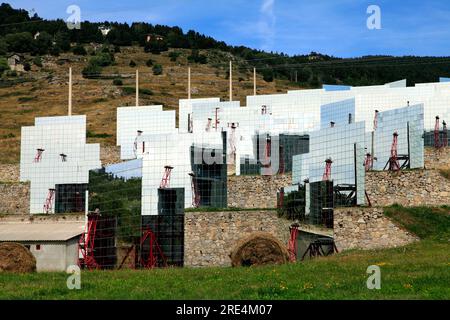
[
  {"left": 0, "top": 47, "right": 298, "bottom": 164},
  {"left": 0, "top": 206, "right": 448, "bottom": 300}
]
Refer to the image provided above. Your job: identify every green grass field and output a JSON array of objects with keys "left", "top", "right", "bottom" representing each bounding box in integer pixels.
[{"left": 0, "top": 206, "right": 449, "bottom": 300}]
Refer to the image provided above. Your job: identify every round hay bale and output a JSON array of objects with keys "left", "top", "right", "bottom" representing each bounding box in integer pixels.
[
  {"left": 230, "top": 232, "right": 289, "bottom": 267},
  {"left": 0, "top": 242, "right": 36, "bottom": 273}
]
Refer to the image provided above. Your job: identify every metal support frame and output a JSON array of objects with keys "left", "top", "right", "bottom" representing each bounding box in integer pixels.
[
  {"left": 434, "top": 116, "right": 441, "bottom": 148},
  {"left": 78, "top": 211, "right": 100, "bottom": 270},
  {"left": 189, "top": 172, "right": 201, "bottom": 207},
  {"left": 133, "top": 130, "right": 143, "bottom": 157},
  {"left": 205, "top": 118, "right": 212, "bottom": 132},
  {"left": 301, "top": 237, "right": 338, "bottom": 261},
  {"left": 228, "top": 122, "right": 238, "bottom": 164},
  {"left": 139, "top": 227, "right": 168, "bottom": 269},
  {"left": 364, "top": 153, "right": 373, "bottom": 171},
  {"left": 373, "top": 110, "right": 379, "bottom": 131},
  {"left": 443, "top": 120, "right": 448, "bottom": 147},
  {"left": 288, "top": 223, "right": 299, "bottom": 262},
  {"left": 160, "top": 166, "right": 174, "bottom": 189},
  {"left": 34, "top": 148, "right": 44, "bottom": 163},
  {"left": 43, "top": 188, "right": 56, "bottom": 213},
  {"left": 60, "top": 153, "right": 67, "bottom": 162},
  {"left": 322, "top": 158, "right": 332, "bottom": 181}
]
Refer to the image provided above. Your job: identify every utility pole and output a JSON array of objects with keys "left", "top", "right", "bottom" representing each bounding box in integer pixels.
[
  {"left": 229, "top": 60, "right": 233, "bottom": 101},
  {"left": 295, "top": 70, "right": 298, "bottom": 83},
  {"left": 136, "top": 69, "right": 139, "bottom": 106},
  {"left": 68, "top": 67, "right": 72, "bottom": 116},
  {"left": 253, "top": 67, "right": 257, "bottom": 96},
  {"left": 188, "top": 67, "right": 191, "bottom": 100}
]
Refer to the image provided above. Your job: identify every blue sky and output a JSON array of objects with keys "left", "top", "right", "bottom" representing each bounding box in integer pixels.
[{"left": 7, "top": 0, "right": 450, "bottom": 57}]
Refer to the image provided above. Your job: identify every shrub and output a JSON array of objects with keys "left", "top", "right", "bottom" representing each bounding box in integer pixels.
[
  {"left": 72, "top": 45, "right": 87, "bottom": 55},
  {"left": 82, "top": 63, "right": 102, "bottom": 78},
  {"left": 146, "top": 59, "right": 154, "bottom": 67},
  {"left": 33, "top": 56, "right": 43, "bottom": 67},
  {"left": 152, "top": 64, "right": 163, "bottom": 75},
  {"left": 129, "top": 60, "right": 136, "bottom": 67},
  {"left": 23, "top": 62, "right": 31, "bottom": 71},
  {"left": 168, "top": 51, "right": 180, "bottom": 62},
  {"left": 113, "top": 78, "right": 123, "bottom": 86},
  {"left": 0, "top": 57, "right": 9, "bottom": 74}
]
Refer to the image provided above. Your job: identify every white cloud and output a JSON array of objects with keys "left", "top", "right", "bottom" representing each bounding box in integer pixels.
[{"left": 258, "top": 0, "right": 276, "bottom": 50}]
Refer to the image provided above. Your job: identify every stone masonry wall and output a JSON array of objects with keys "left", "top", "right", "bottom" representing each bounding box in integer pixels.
[
  {"left": 0, "top": 164, "right": 19, "bottom": 182},
  {"left": 0, "top": 183, "right": 29, "bottom": 215},
  {"left": 227, "top": 174, "right": 291, "bottom": 208},
  {"left": 424, "top": 147, "right": 450, "bottom": 170},
  {"left": 334, "top": 207, "right": 418, "bottom": 251},
  {"left": 184, "top": 210, "right": 292, "bottom": 267},
  {"left": 365, "top": 169, "right": 450, "bottom": 207}
]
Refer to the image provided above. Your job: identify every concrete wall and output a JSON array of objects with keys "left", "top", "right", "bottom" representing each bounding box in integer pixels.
[
  {"left": 227, "top": 174, "right": 291, "bottom": 209},
  {"left": 334, "top": 207, "right": 418, "bottom": 251},
  {"left": 184, "top": 210, "right": 292, "bottom": 267}
]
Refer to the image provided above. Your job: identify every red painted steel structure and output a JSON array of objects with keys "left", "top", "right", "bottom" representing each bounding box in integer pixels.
[
  {"left": 139, "top": 228, "right": 168, "bottom": 269},
  {"left": 34, "top": 148, "right": 44, "bottom": 163},
  {"left": 43, "top": 188, "right": 55, "bottom": 213},
  {"left": 443, "top": 120, "right": 448, "bottom": 147},
  {"left": 388, "top": 132, "right": 400, "bottom": 171},
  {"left": 288, "top": 224, "right": 300, "bottom": 262},
  {"left": 364, "top": 153, "right": 373, "bottom": 171},
  {"left": 373, "top": 110, "right": 379, "bottom": 131},
  {"left": 160, "top": 166, "right": 173, "bottom": 189},
  {"left": 189, "top": 172, "right": 201, "bottom": 207},
  {"left": 322, "top": 158, "right": 333, "bottom": 181},
  {"left": 435, "top": 116, "right": 441, "bottom": 148},
  {"left": 78, "top": 213, "right": 100, "bottom": 270}
]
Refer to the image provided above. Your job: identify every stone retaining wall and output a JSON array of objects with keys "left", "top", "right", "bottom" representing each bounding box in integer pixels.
[
  {"left": 365, "top": 169, "right": 450, "bottom": 207},
  {"left": 424, "top": 147, "right": 450, "bottom": 170},
  {"left": 184, "top": 210, "right": 291, "bottom": 267},
  {"left": 227, "top": 175, "right": 291, "bottom": 209},
  {"left": 0, "top": 183, "right": 29, "bottom": 215},
  {"left": 334, "top": 207, "right": 418, "bottom": 251}
]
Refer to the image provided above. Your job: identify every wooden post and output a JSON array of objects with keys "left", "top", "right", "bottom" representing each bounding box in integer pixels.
[
  {"left": 136, "top": 69, "right": 139, "bottom": 106},
  {"left": 188, "top": 67, "right": 191, "bottom": 100},
  {"left": 253, "top": 67, "right": 256, "bottom": 96},
  {"left": 68, "top": 67, "right": 72, "bottom": 116},
  {"left": 229, "top": 60, "right": 232, "bottom": 101}
]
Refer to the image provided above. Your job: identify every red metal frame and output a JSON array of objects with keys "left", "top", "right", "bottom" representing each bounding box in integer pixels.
[
  {"left": 214, "top": 107, "right": 220, "bottom": 131},
  {"left": 43, "top": 188, "right": 55, "bottom": 213},
  {"left": 34, "top": 148, "right": 44, "bottom": 163},
  {"left": 205, "top": 118, "right": 212, "bottom": 132},
  {"left": 322, "top": 158, "right": 332, "bottom": 181},
  {"left": 435, "top": 116, "right": 441, "bottom": 148},
  {"left": 388, "top": 132, "right": 400, "bottom": 171},
  {"left": 373, "top": 110, "right": 379, "bottom": 131},
  {"left": 261, "top": 105, "right": 267, "bottom": 115},
  {"left": 443, "top": 120, "right": 448, "bottom": 148},
  {"left": 277, "top": 188, "right": 285, "bottom": 209},
  {"left": 288, "top": 225, "right": 299, "bottom": 262},
  {"left": 139, "top": 228, "right": 168, "bottom": 269},
  {"left": 78, "top": 213, "right": 100, "bottom": 270},
  {"left": 364, "top": 153, "right": 373, "bottom": 171},
  {"left": 189, "top": 172, "right": 201, "bottom": 207},
  {"left": 228, "top": 123, "right": 237, "bottom": 163},
  {"left": 160, "top": 166, "right": 173, "bottom": 189}
]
